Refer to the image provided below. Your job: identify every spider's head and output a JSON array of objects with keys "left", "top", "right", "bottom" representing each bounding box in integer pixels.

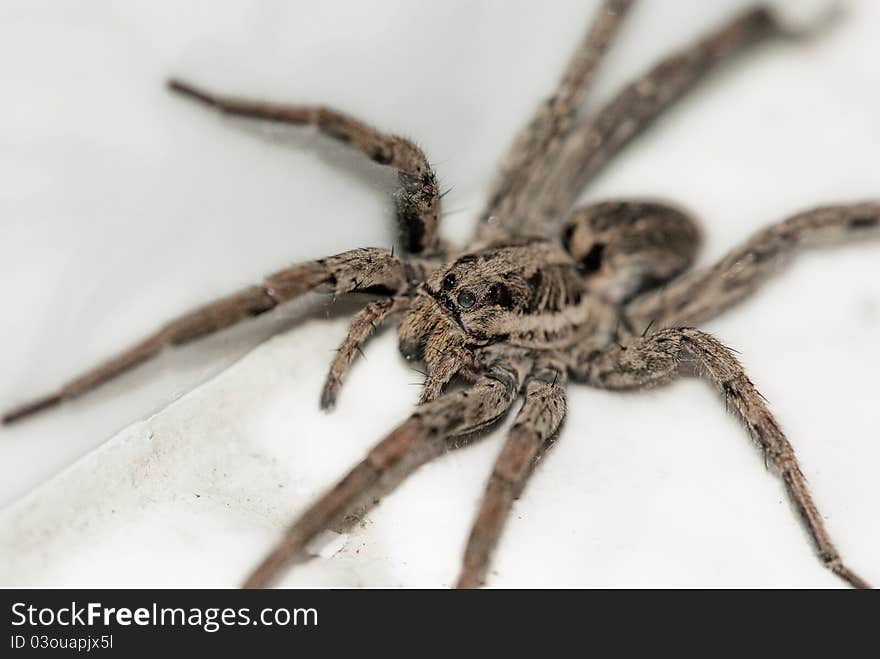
[
  {"left": 421, "top": 255, "right": 533, "bottom": 343},
  {"left": 399, "top": 240, "right": 585, "bottom": 365}
]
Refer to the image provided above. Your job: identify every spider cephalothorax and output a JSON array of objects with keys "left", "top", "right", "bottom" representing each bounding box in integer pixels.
[
  {"left": 400, "top": 238, "right": 618, "bottom": 401},
  {"left": 3, "top": 1, "right": 877, "bottom": 589}
]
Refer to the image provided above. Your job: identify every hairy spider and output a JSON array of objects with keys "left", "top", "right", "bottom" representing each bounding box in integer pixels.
[{"left": 3, "top": 1, "right": 877, "bottom": 588}]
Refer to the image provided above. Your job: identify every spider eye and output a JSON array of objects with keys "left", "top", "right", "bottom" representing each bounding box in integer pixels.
[
  {"left": 457, "top": 290, "right": 476, "bottom": 309},
  {"left": 442, "top": 274, "right": 456, "bottom": 290}
]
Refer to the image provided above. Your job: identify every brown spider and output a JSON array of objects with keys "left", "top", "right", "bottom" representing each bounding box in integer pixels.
[{"left": 3, "top": 1, "right": 877, "bottom": 588}]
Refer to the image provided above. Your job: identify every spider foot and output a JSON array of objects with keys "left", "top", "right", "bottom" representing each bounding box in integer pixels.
[
  {"left": 826, "top": 557, "right": 871, "bottom": 589},
  {"left": 2, "top": 393, "right": 64, "bottom": 425}
]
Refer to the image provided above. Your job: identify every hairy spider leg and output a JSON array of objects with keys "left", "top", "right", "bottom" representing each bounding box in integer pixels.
[
  {"left": 245, "top": 356, "right": 530, "bottom": 588},
  {"left": 168, "top": 79, "right": 443, "bottom": 256},
  {"left": 480, "top": 0, "right": 634, "bottom": 241},
  {"left": 626, "top": 203, "right": 880, "bottom": 329},
  {"left": 457, "top": 360, "right": 567, "bottom": 588},
  {"left": 513, "top": 6, "right": 788, "bottom": 239},
  {"left": 2, "top": 249, "right": 408, "bottom": 424},
  {"left": 570, "top": 328, "right": 869, "bottom": 588}
]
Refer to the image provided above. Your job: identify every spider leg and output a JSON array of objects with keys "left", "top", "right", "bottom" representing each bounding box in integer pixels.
[
  {"left": 2, "top": 248, "right": 408, "bottom": 425},
  {"left": 167, "top": 79, "right": 442, "bottom": 255},
  {"left": 519, "top": 6, "right": 793, "bottom": 237},
  {"left": 417, "top": 345, "right": 475, "bottom": 404},
  {"left": 243, "top": 357, "right": 530, "bottom": 588},
  {"left": 625, "top": 202, "right": 880, "bottom": 329},
  {"left": 457, "top": 362, "right": 567, "bottom": 588},
  {"left": 571, "top": 327, "right": 871, "bottom": 588},
  {"left": 320, "top": 295, "right": 411, "bottom": 410},
  {"left": 478, "top": 0, "right": 633, "bottom": 243}
]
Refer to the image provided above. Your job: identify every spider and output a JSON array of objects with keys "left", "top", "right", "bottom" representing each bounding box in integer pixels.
[{"left": 3, "top": 0, "right": 877, "bottom": 588}]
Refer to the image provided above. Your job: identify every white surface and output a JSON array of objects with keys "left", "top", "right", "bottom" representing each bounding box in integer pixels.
[{"left": 0, "top": 0, "right": 878, "bottom": 587}]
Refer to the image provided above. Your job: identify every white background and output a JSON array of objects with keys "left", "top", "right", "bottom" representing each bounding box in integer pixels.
[{"left": 0, "top": 0, "right": 878, "bottom": 587}]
